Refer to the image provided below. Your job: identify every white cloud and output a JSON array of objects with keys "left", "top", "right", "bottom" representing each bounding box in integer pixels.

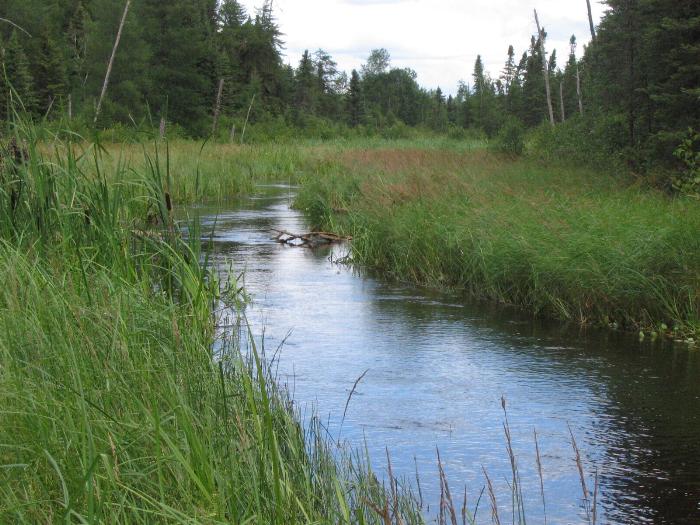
[{"left": 240, "top": 0, "right": 607, "bottom": 94}]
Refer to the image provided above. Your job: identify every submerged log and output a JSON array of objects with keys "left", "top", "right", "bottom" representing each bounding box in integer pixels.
[{"left": 271, "top": 228, "right": 352, "bottom": 247}]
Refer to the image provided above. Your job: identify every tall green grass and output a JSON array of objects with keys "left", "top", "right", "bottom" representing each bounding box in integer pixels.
[
  {"left": 296, "top": 148, "right": 700, "bottom": 338},
  {"left": 0, "top": 122, "right": 430, "bottom": 524}
]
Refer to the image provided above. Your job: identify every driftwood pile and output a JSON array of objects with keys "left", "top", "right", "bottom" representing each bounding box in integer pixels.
[{"left": 271, "top": 228, "right": 351, "bottom": 248}]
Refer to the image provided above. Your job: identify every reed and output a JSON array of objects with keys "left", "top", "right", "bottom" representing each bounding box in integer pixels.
[
  {"left": 0, "top": 123, "right": 616, "bottom": 523},
  {"left": 0, "top": 120, "right": 426, "bottom": 524},
  {"left": 296, "top": 147, "right": 700, "bottom": 338}
]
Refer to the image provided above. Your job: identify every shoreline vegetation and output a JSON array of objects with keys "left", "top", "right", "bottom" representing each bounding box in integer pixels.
[
  {"left": 1, "top": 0, "right": 698, "bottom": 521},
  {"left": 0, "top": 122, "right": 695, "bottom": 523},
  {"left": 0, "top": 125, "right": 431, "bottom": 524},
  {"left": 296, "top": 146, "right": 699, "bottom": 341}
]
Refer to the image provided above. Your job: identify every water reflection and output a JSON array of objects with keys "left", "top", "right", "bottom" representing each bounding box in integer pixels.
[{"left": 188, "top": 185, "right": 700, "bottom": 524}]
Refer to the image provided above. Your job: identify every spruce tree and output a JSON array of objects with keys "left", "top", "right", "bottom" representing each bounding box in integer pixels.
[
  {"left": 2, "top": 30, "right": 36, "bottom": 117},
  {"left": 36, "top": 29, "right": 69, "bottom": 114},
  {"left": 471, "top": 55, "right": 486, "bottom": 127},
  {"left": 294, "top": 50, "right": 317, "bottom": 116},
  {"left": 346, "top": 69, "right": 364, "bottom": 127},
  {"left": 501, "top": 45, "right": 516, "bottom": 95},
  {"left": 67, "top": 1, "right": 90, "bottom": 98}
]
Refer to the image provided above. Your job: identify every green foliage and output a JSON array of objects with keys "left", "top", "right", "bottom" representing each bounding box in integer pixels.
[
  {"left": 1, "top": 30, "right": 35, "bottom": 117},
  {"left": 0, "top": 0, "right": 697, "bottom": 180},
  {"left": 0, "top": 122, "right": 427, "bottom": 523},
  {"left": 492, "top": 116, "right": 525, "bottom": 155},
  {"left": 346, "top": 69, "right": 364, "bottom": 127},
  {"left": 672, "top": 128, "right": 700, "bottom": 196},
  {"left": 526, "top": 114, "right": 627, "bottom": 173},
  {"left": 297, "top": 147, "right": 700, "bottom": 337}
]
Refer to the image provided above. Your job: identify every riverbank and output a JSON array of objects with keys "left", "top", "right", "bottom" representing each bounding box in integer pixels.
[
  {"left": 296, "top": 147, "right": 700, "bottom": 340},
  {"left": 0, "top": 129, "right": 425, "bottom": 523}
]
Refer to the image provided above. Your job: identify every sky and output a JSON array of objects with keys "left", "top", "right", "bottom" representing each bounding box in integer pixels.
[{"left": 239, "top": 0, "right": 607, "bottom": 95}]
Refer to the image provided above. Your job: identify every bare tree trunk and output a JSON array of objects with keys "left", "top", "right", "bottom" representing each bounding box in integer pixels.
[
  {"left": 534, "top": 9, "right": 555, "bottom": 127},
  {"left": 229, "top": 124, "right": 236, "bottom": 143},
  {"left": 67, "top": 94, "right": 72, "bottom": 121},
  {"left": 576, "top": 65, "right": 584, "bottom": 116},
  {"left": 240, "top": 94, "right": 255, "bottom": 144},
  {"left": 94, "top": 0, "right": 131, "bottom": 124},
  {"left": 211, "top": 78, "right": 224, "bottom": 135},
  {"left": 159, "top": 117, "right": 166, "bottom": 140},
  {"left": 586, "top": 0, "right": 596, "bottom": 40},
  {"left": 559, "top": 81, "right": 566, "bottom": 122}
]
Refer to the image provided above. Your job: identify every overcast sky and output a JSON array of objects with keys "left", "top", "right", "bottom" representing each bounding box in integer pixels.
[{"left": 239, "top": 0, "right": 607, "bottom": 94}]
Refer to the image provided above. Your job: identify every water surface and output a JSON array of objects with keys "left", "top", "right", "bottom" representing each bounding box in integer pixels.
[{"left": 193, "top": 185, "right": 700, "bottom": 524}]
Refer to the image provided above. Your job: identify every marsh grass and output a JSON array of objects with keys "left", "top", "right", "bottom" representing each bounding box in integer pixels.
[
  {"left": 296, "top": 148, "right": 700, "bottom": 338},
  {"left": 0, "top": 122, "right": 622, "bottom": 523},
  {"left": 0, "top": 121, "right": 432, "bottom": 524}
]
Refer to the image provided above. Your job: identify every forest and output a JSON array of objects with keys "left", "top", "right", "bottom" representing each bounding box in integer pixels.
[{"left": 0, "top": 0, "right": 699, "bottom": 190}]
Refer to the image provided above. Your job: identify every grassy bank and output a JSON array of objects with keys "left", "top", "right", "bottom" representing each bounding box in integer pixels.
[
  {"left": 0, "top": 128, "right": 427, "bottom": 524},
  {"left": 296, "top": 148, "right": 700, "bottom": 339}
]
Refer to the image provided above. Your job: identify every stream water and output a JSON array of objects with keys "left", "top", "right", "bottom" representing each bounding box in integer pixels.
[{"left": 193, "top": 184, "right": 700, "bottom": 524}]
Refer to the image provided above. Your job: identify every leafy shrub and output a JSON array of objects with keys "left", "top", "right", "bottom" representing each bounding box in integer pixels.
[
  {"left": 672, "top": 128, "right": 700, "bottom": 196},
  {"left": 526, "top": 114, "right": 626, "bottom": 173},
  {"left": 492, "top": 117, "right": 525, "bottom": 155},
  {"left": 380, "top": 121, "right": 416, "bottom": 140}
]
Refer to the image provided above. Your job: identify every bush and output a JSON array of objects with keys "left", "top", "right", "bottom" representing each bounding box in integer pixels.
[
  {"left": 492, "top": 117, "right": 525, "bottom": 155},
  {"left": 526, "top": 114, "right": 627, "bottom": 173},
  {"left": 672, "top": 128, "right": 700, "bottom": 196}
]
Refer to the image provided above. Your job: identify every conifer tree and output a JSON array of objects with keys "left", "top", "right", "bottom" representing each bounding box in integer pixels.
[
  {"left": 501, "top": 45, "right": 516, "bottom": 95},
  {"left": 66, "top": 1, "right": 90, "bottom": 97},
  {"left": 2, "top": 30, "right": 35, "bottom": 116},
  {"left": 346, "top": 69, "right": 364, "bottom": 127},
  {"left": 471, "top": 55, "right": 486, "bottom": 127},
  {"left": 36, "top": 29, "right": 69, "bottom": 114},
  {"left": 294, "top": 50, "right": 317, "bottom": 116}
]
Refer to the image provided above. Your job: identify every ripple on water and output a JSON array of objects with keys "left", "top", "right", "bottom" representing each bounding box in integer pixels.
[{"left": 195, "top": 186, "right": 700, "bottom": 525}]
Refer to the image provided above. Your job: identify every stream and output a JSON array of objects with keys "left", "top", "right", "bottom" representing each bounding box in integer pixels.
[{"left": 192, "top": 184, "right": 700, "bottom": 524}]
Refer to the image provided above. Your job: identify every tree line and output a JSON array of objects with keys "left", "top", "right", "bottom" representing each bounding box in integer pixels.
[{"left": 0, "top": 0, "right": 698, "bottom": 171}]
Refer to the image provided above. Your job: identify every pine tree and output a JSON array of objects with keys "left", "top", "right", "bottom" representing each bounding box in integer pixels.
[
  {"left": 1, "top": 30, "right": 36, "bottom": 117},
  {"left": 346, "top": 69, "right": 364, "bottom": 127},
  {"left": 471, "top": 55, "right": 486, "bottom": 127},
  {"left": 548, "top": 49, "right": 557, "bottom": 74},
  {"left": 36, "top": 28, "right": 69, "bottom": 114},
  {"left": 501, "top": 45, "right": 516, "bottom": 95},
  {"left": 562, "top": 35, "right": 581, "bottom": 119},
  {"left": 431, "top": 87, "right": 447, "bottom": 131},
  {"left": 520, "top": 37, "right": 547, "bottom": 126},
  {"left": 294, "top": 50, "right": 317, "bottom": 116},
  {"left": 140, "top": 0, "right": 216, "bottom": 131},
  {"left": 219, "top": 0, "right": 247, "bottom": 28}
]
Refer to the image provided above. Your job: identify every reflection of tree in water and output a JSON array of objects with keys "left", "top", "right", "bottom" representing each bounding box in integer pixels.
[{"left": 367, "top": 290, "right": 700, "bottom": 524}]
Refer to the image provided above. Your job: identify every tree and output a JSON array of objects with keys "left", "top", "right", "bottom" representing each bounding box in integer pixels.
[
  {"left": 294, "top": 50, "right": 317, "bottom": 116},
  {"left": 534, "top": 10, "right": 555, "bottom": 126},
  {"left": 430, "top": 87, "right": 448, "bottom": 131},
  {"left": 66, "top": 1, "right": 90, "bottom": 99},
  {"left": 362, "top": 48, "right": 390, "bottom": 77},
  {"left": 501, "top": 45, "right": 517, "bottom": 95},
  {"left": 36, "top": 28, "right": 69, "bottom": 114},
  {"left": 471, "top": 55, "right": 486, "bottom": 127},
  {"left": 562, "top": 35, "right": 582, "bottom": 118},
  {"left": 218, "top": 0, "right": 247, "bottom": 28},
  {"left": 346, "top": 69, "right": 364, "bottom": 127},
  {"left": 140, "top": 0, "right": 217, "bottom": 131},
  {"left": 520, "top": 37, "right": 547, "bottom": 126},
  {"left": 1, "top": 30, "right": 35, "bottom": 117}
]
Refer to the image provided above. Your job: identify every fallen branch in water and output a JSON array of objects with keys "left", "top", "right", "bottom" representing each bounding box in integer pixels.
[{"left": 271, "top": 229, "right": 352, "bottom": 247}]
